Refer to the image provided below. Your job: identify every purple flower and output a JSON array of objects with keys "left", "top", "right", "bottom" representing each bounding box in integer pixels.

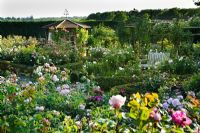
[
  {"left": 177, "top": 95, "right": 183, "bottom": 100},
  {"left": 93, "top": 96, "right": 103, "bottom": 102},
  {"left": 163, "top": 102, "right": 169, "bottom": 110},
  {"left": 172, "top": 99, "right": 181, "bottom": 107},
  {"left": 167, "top": 98, "right": 173, "bottom": 104}
]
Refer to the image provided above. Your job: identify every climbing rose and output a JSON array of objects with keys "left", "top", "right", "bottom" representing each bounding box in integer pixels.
[
  {"left": 109, "top": 95, "right": 126, "bottom": 109},
  {"left": 172, "top": 110, "right": 192, "bottom": 127}
]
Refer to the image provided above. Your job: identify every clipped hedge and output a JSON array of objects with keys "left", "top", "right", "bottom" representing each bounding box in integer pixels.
[
  {"left": 59, "top": 61, "right": 84, "bottom": 71},
  {"left": 0, "top": 60, "right": 35, "bottom": 75},
  {"left": 0, "top": 21, "right": 54, "bottom": 38},
  {"left": 110, "top": 83, "right": 143, "bottom": 95},
  {"left": 94, "top": 76, "right": 136, "bottom": 90}
]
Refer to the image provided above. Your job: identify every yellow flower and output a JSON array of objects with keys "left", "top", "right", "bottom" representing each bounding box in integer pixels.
[
  {"left": 128, "top": 100, "right": 140, "bottom": 108},
  {"left": 135, "top": 92, "right": 141, "bottom": 99},
  {"left": 152, "top": 93, "right": 158, "bottom": 99},
  {"left": 145, "top": 93, "right": 154, "bottom": 102}
]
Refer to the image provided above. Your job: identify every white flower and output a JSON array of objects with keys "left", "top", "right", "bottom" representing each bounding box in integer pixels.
[
  {"left": 60, "top": 89, "right": 70, "bottom": 96},
  {"left": 79, "top": 104, "right": 85, "bottom": 110},
  {"left": 52, "top": 75, "right": 59, "bottom": 82},
  {"left": 177, "top": 95, "right": 183, "bottom": 100},
  {"left": 179, "top": 56, "right": 183, "bottom": 61},
  {"left": 62, "top": 84, "right": 70, "bottom": 89},
  {"left": 122, "top": 112, "right": 127, "bottom": 119},
  {"left": 24, "top": 97, "right": 32, "bottom": 103},
  {"left": 0, "top": 76, "right": 5, "bottom": 84},
  {"left": 35, "top": 106, "right": 45, "bottom": 111},
  {"left": 168, "top": 59, "right": 173, "bottom": 64},
  {"left": 75, "top": 121, "right": 82, "bottom": 128},
  {"left": 56, "top": 86, "right": 61, "bottom": 91},
  {"left": 44, "top": 63, "right": 50, "bottom": 68},
  {"left": 109, "top": 95, "right": 126, "bottom": 109},
  {"left": 188, "top": 91, "right": 195, "bottom": 97},
  {"left": 52, "top": 110, "right": 60, "bottom": 116},
  {"left": 124, "top": 129, "right": 130, "bottom": 133},
  {"left": 161, "top": 129, "right": 166, "bottom": 133},
  {"left": 155, "top": 61, "right": 160, "bottom": 66},
  {"left": 38, "top": 72, "right": 43, "bottom": 76},
  {"left": 119, "top": 67, "right": 124, "bottom": 70}
]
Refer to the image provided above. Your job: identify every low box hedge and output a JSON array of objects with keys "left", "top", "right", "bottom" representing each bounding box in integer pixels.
[{"left": 94, "top": 76, "right": 137, "bottom": 91}]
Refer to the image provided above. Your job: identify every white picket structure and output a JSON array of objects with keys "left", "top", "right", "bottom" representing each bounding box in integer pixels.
[{"left": 147, "top": 51, "right": 170, "bottom": 66}]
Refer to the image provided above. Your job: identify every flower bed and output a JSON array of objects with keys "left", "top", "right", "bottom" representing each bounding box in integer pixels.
[{"left": 0, "top": 64, "right": 199, "bottom": 132}]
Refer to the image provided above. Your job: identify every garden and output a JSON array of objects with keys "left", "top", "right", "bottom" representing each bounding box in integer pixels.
[{"left": 0, "top": 15, "right": 200, "bottom": 133}]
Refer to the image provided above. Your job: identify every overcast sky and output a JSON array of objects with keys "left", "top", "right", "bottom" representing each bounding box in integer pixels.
[{"left": 0, "top": 0, "right": 197, "bottom": 18}]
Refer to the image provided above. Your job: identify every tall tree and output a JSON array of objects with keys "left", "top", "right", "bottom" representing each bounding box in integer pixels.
[{"left": 194, "top": 0, "right": 200, "bottom": 6}]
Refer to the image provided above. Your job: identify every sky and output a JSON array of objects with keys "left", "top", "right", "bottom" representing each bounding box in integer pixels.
[{"left": 0, "top": 0, "right": 197, "bottom": 18}]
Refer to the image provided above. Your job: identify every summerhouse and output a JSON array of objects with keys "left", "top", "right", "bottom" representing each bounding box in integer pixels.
[{"left": 42, "top": 19, "right": 90, "bottom": 44}]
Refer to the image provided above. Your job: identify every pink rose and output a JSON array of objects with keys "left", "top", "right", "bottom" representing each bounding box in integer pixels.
[
  {"left": 109, "top": 95, "right": 126, "bottom": 109},
  {"left": 172, "top": 110, "right": 192, "bottom": 127}
]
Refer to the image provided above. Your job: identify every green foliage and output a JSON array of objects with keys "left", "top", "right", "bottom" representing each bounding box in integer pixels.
[
  {"left": 134, "top": 14, "right": 152, "bottom": 45},
  {"left": 76, "top": 28, "right": 89, "bottom": 45},
  {"left": 169, "top": 20, "right": 191, "bottom": 52},
  {"left": 0, "top": 21, "right": 54, "bottom": 38},
  {"left": 88, "top": 26, "right": 120, "bottom": 47},
  {"left": 95, "top": 76, "right": 134, "bottom": 91},
  {"left": 0, "top": 36, "right": 37, "bottom": 65},
  {"left": 193, "top": 43, "right": 200, "bottom": 60},
  {"left": 87, "top": 8, "right": 200, "bottom": 21},
  {"left": 152, "top": 23, "right": 171, "bottom": 50},
  {"left": 86, "top": 46, "right": 139, "bottom": 77},
  {"left": 160, "top": 57, "right": 198, "bottom": 75},
  {"left": 184, "top": 72, "right": 200, "bottom": 94},
  {"left": 157, "top": 38, "right": 173, "bottom": 52},
  {"left": 113, "top": 12, "right": 128, "bottom": 22},
  {"left": 189, "top": 16, "right": 200, "bottom": 26}
]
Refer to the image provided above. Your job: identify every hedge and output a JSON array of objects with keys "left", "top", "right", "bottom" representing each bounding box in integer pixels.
[
  {"left": 94, "top": 76, "right": 136, "bottom": 91},
  {"left": 0, "top": 20, "right": 119, "bottom": 38}
]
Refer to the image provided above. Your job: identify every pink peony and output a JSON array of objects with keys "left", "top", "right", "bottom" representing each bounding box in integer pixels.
[
  {"left": 109, "top": 95, "right": 126, "bottom": 109},
  {"left": 150, "top": 108, "right": 162, "bottom": 122},
  {"left": 153, "top": 112, "right": 162, "bottom": 122},
  {"left": 172, "top": 110, "right": 192, "bottom": 127}
]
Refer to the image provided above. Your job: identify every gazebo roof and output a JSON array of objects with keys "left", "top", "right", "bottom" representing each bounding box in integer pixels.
[{"left": 42, "top": 19, "right": 90, "bottom": 29}]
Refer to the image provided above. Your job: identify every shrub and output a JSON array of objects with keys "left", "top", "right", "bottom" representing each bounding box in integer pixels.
[
  {"left": 184, "top": 72, "right": 200, "bottom": 96},
  {"left": 160, "top": 57, "right": 198, "bottom": 75}
]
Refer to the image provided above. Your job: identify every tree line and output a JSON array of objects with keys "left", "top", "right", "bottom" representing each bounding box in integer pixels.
[{"left": 87, "top": 8, "right": 200, "bottom": 21}]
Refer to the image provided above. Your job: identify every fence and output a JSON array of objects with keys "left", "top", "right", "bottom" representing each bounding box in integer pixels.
[{"left": 147, "top": 51, "right": 170, "bottom": 66}]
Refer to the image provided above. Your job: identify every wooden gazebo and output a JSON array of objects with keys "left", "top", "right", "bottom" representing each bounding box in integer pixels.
[{"left": 42, "top": 19, "right": 90, "bottom": 44}]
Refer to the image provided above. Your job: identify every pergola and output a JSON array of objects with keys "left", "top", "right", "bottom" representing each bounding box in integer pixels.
[{"left": 42, "top": 19, "right": 90, "bottom": 44}]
